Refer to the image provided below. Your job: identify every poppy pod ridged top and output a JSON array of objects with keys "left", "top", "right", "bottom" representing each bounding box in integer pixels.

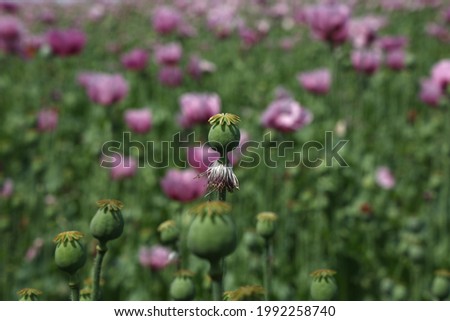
[
  {"left": 207, "top": 113, "right": 241, "bottom": 156},
  {"left": 53, "top": 231, "right": 87, "bottom": 274},
  {"left": 310, "top": 269, "right": 338, "bottom": 300},
  {"left": 90, "top": 199, "right": 124, "bottom": 243},
  {"left": 187, "top": 201, "right": 237, "bottom": 262}
]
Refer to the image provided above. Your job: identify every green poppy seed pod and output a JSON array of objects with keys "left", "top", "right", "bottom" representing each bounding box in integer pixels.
[
  {"left": 310, "top": 269, "right": 338, "bottom": 300},
  {"left": 187, "top": 201, "right": 237, "bottom": 262},
  {"left": 207, "top": 113, "right": 241, "bottom": 156},
  {"left": 431, "top": 270, "right": 450, "bottom": 300},
  {"left": 170, "top": 270, "right": 196, "bottom": 301},
  {"left": 158, "top": 220, "right": 179, "bottom": 245},
  {"left": 256, "top": 212, "right": 278, "bottom": 239},
  {"left": 17, "top": 288, "right": 42, "bottom": 301},
  {"left": 90, "top": 199, "right": 124, "bottom": 243},
  {"left": 53, "top": 231, "right": 87, "bottom": 275}
]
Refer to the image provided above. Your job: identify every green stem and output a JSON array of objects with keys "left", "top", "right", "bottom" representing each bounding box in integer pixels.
[
  {"left": 210, "top": 259, "right": 224, "bottom": 301},
  {"left": 263, "top": 239, "right": 273, "bottom": 300},
  {"left": 92, "top": 242, "right": 108, "bottom": 301},
  {"left": 68, "top": 274, "right": 80, "bottom": 301}
]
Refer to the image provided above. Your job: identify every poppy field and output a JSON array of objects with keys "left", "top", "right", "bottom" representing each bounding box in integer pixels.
[{"left": 1, "top": 0, "right": 450, "bottom": 301}]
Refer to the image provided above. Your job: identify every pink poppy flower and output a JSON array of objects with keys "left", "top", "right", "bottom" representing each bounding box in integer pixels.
[
  {"left": 297, "top": 68, "right": 331, "bottom": 95},
  {"left": 160, "top": 169, "right": 207, "bottom": 202},
  {"left": 139, "top": 245, "right": 176, "bottom": 270},
  {"left": 178, "top": 93, "right": 221, "bottom": 128},
  {"left": 121, "top": 48, "right": 149, "bottom": 71},
  {"left": 124, "top": 108, "right": 152, "bottom": 134},
  {"left": 261, "top": 98, "right": 313, "bottom": 133},
  {"left": 37, "top": 108, "right": 58, "bottom": 132},
  {"left": 375, "top": 166, "right": 395, "bottom": 190},
  {"left": 152, "top": 6, "right": 182, "bottom": 35},
  {"left": 46, "top": 29, "right": 86, "bottom": 57}
]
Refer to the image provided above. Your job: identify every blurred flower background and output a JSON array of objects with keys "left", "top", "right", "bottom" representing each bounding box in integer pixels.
[{"left": 1, "top": 0, "right": 450, "bottom": 300}]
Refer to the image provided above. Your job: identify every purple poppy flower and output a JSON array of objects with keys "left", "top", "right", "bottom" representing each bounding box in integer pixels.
[
  {"left": 305, "top": 3, "right": 351, "bottom": 45},
  {"left": 124, "top": 108, "right": 152, "bottom": 134},
  {"left": 187, "top": 146, "right": 220, "bottom": 173},
  {"left": 297, "top": 68, "right": 331, "bottom": 95},
  {"left": 80, "top": 73, "right": 128, "bottom": 106},
  {"left": 386, "top": 49, "right": 406, "bottom": 70},
  {"left": 0, "top": 178, "right": 13, "bottom": 198},
  {"left": 178, "top": 93, "right": 221, "bottom": 128},
  {"left": 158, "top": 66, "right": 183, "bottom": 87},
  {"left": 37, "top": 108, "right": 58, "bottom": 132},
  {"left": 431, "top": 59, "right": 450, "bottom": 88},
  {"left": 375, "top": 166, "right": 395, "bottom": 190},
  {"left": 160, "top": 169, "right": 207, "bottom": 202},
  {"left": 108, "top": 154, "right": 137, "bottom": 181},
  {"left": 261, "top": 98, "right": 313, "bottom": 133},
  {"left": 46, "top": 29, "right": 86, "bottom": 57},
  {"left": 121, "top": 48, "right": 149, "bottom": 71},
  {"left": 154, "top": 42, "right": 182, "bottom": 66},
  {"left": 187, "top": 55, "right": 216, "bottom": 80},
  {"left": 152, "top": 6, "right": 182, "bottom": 35},
  {"left": 351, "top": 49, "right": 382, "bottom": 75},
  {"left": 139, "top": 245, "right": 176, "bottom": 271},
  {"left": 419, "top": 78, "right": 442, "bottom": 107}
]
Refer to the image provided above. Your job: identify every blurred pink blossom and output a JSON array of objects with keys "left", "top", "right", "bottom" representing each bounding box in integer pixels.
[
  {"left": 39, "top": 9, "right": 56, "bottom": 25},
  {"left": 0, "top": 15, "right": 23, "bottom": 53},
  {"left": 37, "top": 108, "right": 58, "bottom": 132},
  {"left": 154, "top": 42, "right": 182, "bottom": 66},
  {"left": 377, "top": 36, "right": 408, "bottom": 52},
  {"left": 351, "top": 49, "right": 382, "bottom": 75},
  {"left": 261, "top": 98, "right": 313, "bottom": 133},
  {"left": 25, "top": 238, "right": 44, "bottom": 262},
  {"left": 178, "top": 93, "right": 221, "bottom": 128},
  {"left": 0, "top": 178, "right": 13, "bottom": 198},
  {"left": 239, "top": 27, "right": 261, "bottom": 48},
  {"left": 0, "top": 1, "right": 20, "bottom": 14},
  {"left": 160, "top": 169, "right": 207, "bottom": 202},
  {"left": 426, "top": 23, "right": 450, "bottom": 42},
  {"left": 305, "top": 3, "right": 351, "bottom": 45},
  {"left": 207, "top": 5, "right": 236, "bottom": 38},
  {"left": 121, "top": 48, "right": 149, "bottom": 71},
  {"left": 419, "top": 78, "right": 442, "bottom": 107},
  {"left": 158, "top": 66, "right": 183, "bottom": 87},
  {"left": 431, "top": 59, "right": 450, "bottom": 88},
  {"left": 46, "top": 29, "right": 86, "bottom": 57},
  {"left": 152, "top": 6, "right": 182, "bottom": 35},
  {"left": 375, "top": 166, "right": 396, "bottom": 190},
  {"left": 442, "top": 7, "right": 450, "bottom": 24},
  {"left": 297, "top": 68, "right": 331, "bottom": 95},
  {"left": 349, "top": 16, "right": 386, "bottom": 48},
  {"left": 386, "top": 49, "right": 406, "bottom": 70},
  {"left": 105, "top": 154, "right": 138, "bottom": 181},
  {"left": 124, "top": 108, "right": 152, "bottom": 134},
  {"left": 88, "top": 4, "right": 106, "bottom": 21},
  {"left": 187, "top": 146, "right": 220, "bottom": 173},
  {"left": 79, "top": 73, "right": 128, "bottom": 106},
  {"left": 0, "top": 15, "right": 23, "bottom": 41},
  {"left": 139, "top": 245, "right": 176, "bottom": 271},
  {"left": 187, "top": 55, "right": 216, "bottom": 80},
  {"left": 21, "top": 34, "right": 45, "bottom": 59}
]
